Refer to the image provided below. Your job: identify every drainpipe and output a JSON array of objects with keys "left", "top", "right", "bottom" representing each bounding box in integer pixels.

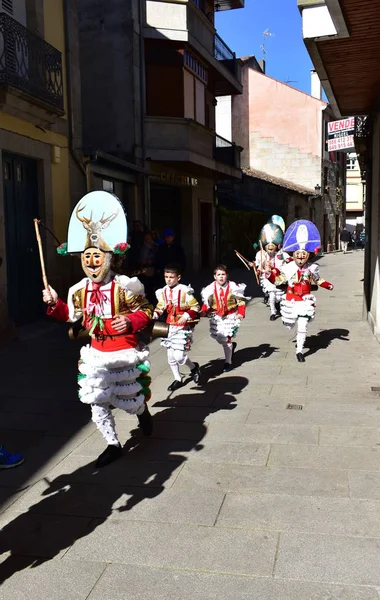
[
  {"left": 137, "top": 0, "right": 149, "bottom": 226},
  {"left": 63, "top": 0, "right": 86, "bottom": 183}
]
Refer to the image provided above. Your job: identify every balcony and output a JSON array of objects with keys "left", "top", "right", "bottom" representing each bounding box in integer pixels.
[
  {"left": 0, "top": 12, "right": 64, "bottom": 121},
  {"left": 145, "top": 116, "right": 241, "bottom": 178},
  {"left": 214, "top": 134, "right": 241, "bottom": 169},
  {"left": 214, "top": 32, "right": 241, "bottom": 94},
  {"left": 144, "top": 1, "right": 242, "bottom": 94}
]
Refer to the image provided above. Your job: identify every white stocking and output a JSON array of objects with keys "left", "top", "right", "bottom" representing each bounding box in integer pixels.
[
  {"left": 91, "top": 404, "right": 119, "bottom": 446},
  {"left": 167, "top": 348, "right": 182, "bottom": 381},
  {"left": 296, "top": 317, "right": 308, "bottom": 354},
  {"left": 223, "top": 342, "right": 233, "bottom": 364},
  {"left": 269, "top": 291, "right": 276, "bottom": 315}
]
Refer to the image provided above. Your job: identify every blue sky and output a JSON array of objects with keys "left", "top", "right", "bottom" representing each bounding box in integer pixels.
[{"left": 215, "top": 0, "right": 314, "bottom": 95}]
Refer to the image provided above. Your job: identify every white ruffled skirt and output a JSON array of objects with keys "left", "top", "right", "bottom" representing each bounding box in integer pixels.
[
  {"left": 280, "top": 294, "right": 316, "bottom": 328},
  {"left": 161, "top": 325, "right": 193, "bottom": 352},
  {"left": 77, "top": 345, "right": 151, "bottom": 414},
  {"left": 209, "top": 313, "right": 241, "bottom": 344}
]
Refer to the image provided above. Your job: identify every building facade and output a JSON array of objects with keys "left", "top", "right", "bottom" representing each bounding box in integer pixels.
[
  {"left": 346, "top": 152, "right": 365, "bottom": 231},
  {"left": 297, "top": 0, "right": 380, "bottom": 335},
  {"left": 0, "top": 0, "right": 85, "bottom": 332},
  {"left": 78, "top": 0, "right": 244, "bottom": 272}
]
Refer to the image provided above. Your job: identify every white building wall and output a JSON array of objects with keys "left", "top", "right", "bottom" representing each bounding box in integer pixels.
[{"left": 215, "top": 96, "right": 232, "bottom": 142}]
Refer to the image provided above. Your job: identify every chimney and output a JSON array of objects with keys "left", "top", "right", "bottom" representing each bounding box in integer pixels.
[
  {"left": 311, "top": 69, "right": 322, "bottom": 100},
  {"left": 258, "top": 59, "right": 266, "bottom": 74}
]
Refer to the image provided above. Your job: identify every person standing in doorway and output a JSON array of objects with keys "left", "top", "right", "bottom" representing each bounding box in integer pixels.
[
  {"left": 156, "top": 228, "right": 186, "bottom": 275},
  {"left": 340, "top": 227, "right": 351, "bottom": 254}
]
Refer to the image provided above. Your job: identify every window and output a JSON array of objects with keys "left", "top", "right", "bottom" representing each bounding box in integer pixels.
[
  {"left": 103, "top": 180, "right": 114, "bottom": 192},
  {"left": 184, "top": 51, "right": 208, "bottom": 85},
  {"left": 183, "top": 68, "right": 206, "bottom": 126},
  {"left": 195, "top": 78, "right": 205, "bottom": 125},
  {"left": 346, "top": 154, "right": 357, "bottom": 170}
]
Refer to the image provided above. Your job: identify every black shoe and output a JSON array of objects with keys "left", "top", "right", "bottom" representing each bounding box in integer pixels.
[
  {"left": 223, "top": 362, "right": 233, "bottom": 372},
  {"left": 263, "top": 295, "right": 269, "bottom": 305},
  {"left": 270, "top": 314, "right": 276, "bottom": 321},
  {"left": 137, "top": 404, "right": 153, "bottom": 436},
  {"left": 95, "top": 444, "right": 122, "bottom": 468},
  {"left": 296, "top": 353, "right": 305, "bottom": 363},
  {"left": 167, "top": 380, "right": 183, "bottom": 392},
  {"left": 190, "top": 362, "right": 201, "bottom": 384}
]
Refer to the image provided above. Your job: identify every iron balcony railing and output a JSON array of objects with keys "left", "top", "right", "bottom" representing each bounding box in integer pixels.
[
  {"left": 214, "top": 32, "right": 240, "bottom": 80},
  {"left": 214, "top": 134, "right": 241, "bottom": 169},
  {"left": 0, "top": 12, "right": 64, "bottom": 111}
]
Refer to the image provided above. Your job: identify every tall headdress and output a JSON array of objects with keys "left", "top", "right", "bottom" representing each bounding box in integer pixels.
[
  {"left": 267, "top": 215, "right": 285, "bottom": 233},
  {"left": 259, "top": 223, "right": 283, "bottom": 249},
  {"left": 59, "top": 191, "right": 128, "bottom": 255},
  {"left": 282, "top": 220, "right": 321, "bottom": 254}
]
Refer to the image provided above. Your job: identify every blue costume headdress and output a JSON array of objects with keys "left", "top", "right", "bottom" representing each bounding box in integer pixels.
[{"left": 282, "top": 220, "right": 321, "bottom": 254}]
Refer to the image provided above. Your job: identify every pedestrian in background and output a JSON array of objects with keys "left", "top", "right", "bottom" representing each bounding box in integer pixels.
[
  {"left": 359, "top": 229, "right": 365, "bottom": 249},
  {"left": 340, "top": 227, "right": 350, "bottom": 254}
]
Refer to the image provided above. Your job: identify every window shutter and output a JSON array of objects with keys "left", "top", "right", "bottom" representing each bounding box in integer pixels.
[{"left": 2, "top": 0, "right": 14, "bottom": 15}]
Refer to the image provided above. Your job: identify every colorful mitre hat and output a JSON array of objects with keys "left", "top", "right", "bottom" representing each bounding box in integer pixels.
[
  {"left": 282, "top": 220, "right": 321, "bottom": 254},
  {"left": 57, "top": 191, "right": 129, "bottom": 256},
  {"left": 267, "top": 215, "right": 285, "bottom": 233},
  {"left": 259, "top": 223, "right": 283, "bottom": 249}
]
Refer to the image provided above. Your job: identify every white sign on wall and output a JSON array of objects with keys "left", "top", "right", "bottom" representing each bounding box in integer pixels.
[{"left": 327, "top": 117, "right": 356, "bottom": 152}]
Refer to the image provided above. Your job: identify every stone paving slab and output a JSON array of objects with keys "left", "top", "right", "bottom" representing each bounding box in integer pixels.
[
  {"left": 0, "top": 559, "right": 106, "bottom": 600},
  {"left": 173, "top": 462, "right": 350, "bottom": 497},
  {"left": 216, "top": 492, "right": 380, "bottom": 537},
  {"left": 319, "top": 426, "right": 380, "bottom": 447},
  {"left": 246, "top": 407, "right": 380, "bottom": 427},
  {"left": 86, "top": 564, "right": 380, "bottom": 600},
  {"left": 349, "top": 471, "right": 380, "bottom": 499},
  {"left": 275, "top": 532, "right": 380, "bottom": 585},
  {"left": 65, "top": 520, "right": 278, "bottom": 576},
  {"left": 268, "top": 444, "right": 380, "bottom": 470},
  {"left": 205, "top": 422, "right": 319, "bottom": 444},
  {"left": 8, "top": 481, "right": 225, "bottom": 526}
]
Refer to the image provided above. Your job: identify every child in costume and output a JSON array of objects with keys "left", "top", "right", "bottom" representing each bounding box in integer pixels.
[
  {"left": 42, "top": 191, "right": 154, "bottom": 468},
  {"left": 276, "top": 220, "right": 334, "bottom": 362},
  {"left": 201, "top": 264, "right": 248, "bottom": 372},
  {"left": 153, "top": 263, "right": 200, "bottom": 392},
  {"left": 252, "top": 222, "right": 290, "bottom": 320}
]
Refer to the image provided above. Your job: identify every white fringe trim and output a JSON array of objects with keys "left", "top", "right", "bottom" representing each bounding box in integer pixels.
[{"left": 80, "top": 345, "right": 149, "bottom": 369}]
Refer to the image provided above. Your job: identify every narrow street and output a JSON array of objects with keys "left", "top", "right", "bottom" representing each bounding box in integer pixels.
[{"left": 1, "top": 251, "right": 380, "bottom": 598}]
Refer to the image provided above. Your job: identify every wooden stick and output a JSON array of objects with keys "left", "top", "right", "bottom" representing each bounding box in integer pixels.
[
  {"left": 234, "top": 249, "right": 251, "bottom": 270},
  {"left": 234, "top": 249, "right": 259, "bottom": 285},
  {"left": 33, "top": 218, "right": 49, "bottom": 291}
]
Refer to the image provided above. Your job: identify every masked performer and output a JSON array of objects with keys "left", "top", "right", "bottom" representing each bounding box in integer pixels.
[
  {"left": 277, "top": 220, "right": 334, "bottom": 362},
  {"left": 252, "top": 222, "right": 290, "bottom": 320},
  {"left": 42, "top": 191, "right": 153, "bottom": 467}
]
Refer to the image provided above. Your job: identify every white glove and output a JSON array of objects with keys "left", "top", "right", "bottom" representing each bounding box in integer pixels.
[{"left": 42, "top": 285, "right": 58, "bottom": 306}]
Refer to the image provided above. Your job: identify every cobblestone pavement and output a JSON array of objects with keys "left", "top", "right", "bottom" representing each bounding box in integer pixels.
[{"left": 1, "top": 251, "right": 380, "bottom": 599}]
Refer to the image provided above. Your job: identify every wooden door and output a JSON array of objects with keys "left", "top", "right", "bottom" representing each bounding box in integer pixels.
[{"left": 3, "top": 153, "right": 43, "bottom": 324}]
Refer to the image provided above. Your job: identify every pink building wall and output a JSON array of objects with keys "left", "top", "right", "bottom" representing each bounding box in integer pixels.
[{"left": 232, "top": 66, "right": 327, "bottom": 191}]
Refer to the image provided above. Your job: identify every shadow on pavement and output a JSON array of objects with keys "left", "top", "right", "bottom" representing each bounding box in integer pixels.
[
  {"left": 0, "top": 375, "right": 248, "bottom": 584},
  {"left": 303, "top": 328, "right": 350, "bottom": 358}
]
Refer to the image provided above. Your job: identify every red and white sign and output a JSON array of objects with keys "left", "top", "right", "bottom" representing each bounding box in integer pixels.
[{"left": 327, "top": 117, "right": 355, "bottom": 153}]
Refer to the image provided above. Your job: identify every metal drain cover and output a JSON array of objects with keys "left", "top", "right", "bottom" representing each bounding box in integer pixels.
[{"left": 286, "top": 403, "right": 304, "bottom": 410}]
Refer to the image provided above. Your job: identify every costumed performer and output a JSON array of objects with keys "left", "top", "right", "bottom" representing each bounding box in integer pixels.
[
  {"left": 277, "top": 219, "right": 334, "bottom": 362},
  {"left": 153, "top": 263, "right": 200, "bottom": 392},
  {"left": 42, "top": 191, "right": 154, "bottom": 468},
  {"left": 201, "top": 264, "right": 249, "bottom": 372}
]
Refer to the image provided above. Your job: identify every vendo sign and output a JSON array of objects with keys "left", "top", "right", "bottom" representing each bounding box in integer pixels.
[{"left": 327, "top": 117, "right": 356, "bottom": 152}]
